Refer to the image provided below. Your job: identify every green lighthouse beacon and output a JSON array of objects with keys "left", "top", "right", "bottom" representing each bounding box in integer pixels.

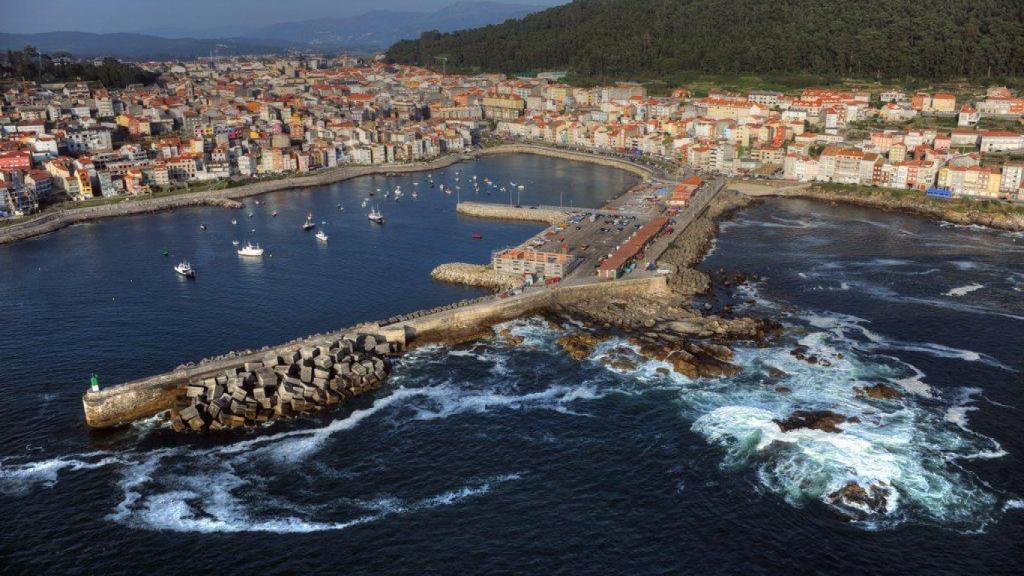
[{"left": 89, "top": 374, "right": 100, "bottom": 392}]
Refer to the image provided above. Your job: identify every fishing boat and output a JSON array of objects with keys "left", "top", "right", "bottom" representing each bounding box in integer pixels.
[
  {"left": 231, "top": 218, "right": 237, "bottom": 225},
  {"left": 272, "top": 211, "right": 278, "bottom": 217},
  {"left": 162, "top": 249, "right": 169, "bottom": 257},
  {"left": 199, "top": 224, "right": 207, "bottom": 231},
  {"left": 472, "top": 233, "right": 484, "bottom": 240},
  {"left": 361, "top": 199, "right": 368, "bottom": 208},
  {"left": 232, "top": 240, "right": 240, "bottom": 246},
  {"left": 302, "top": 212, "right": 315, "bottom": 231},
  {"left": 315, "top": 230, "right": 328, "bottom": 242},
  {"left": 174, "top": 261, "right": 196, "bottom": 278},
  {"left": 368, "top": 207, "right": 385, "bottom": 224},
  {"left": 237, "top": 242, "right": 264, "bottom": 257}
]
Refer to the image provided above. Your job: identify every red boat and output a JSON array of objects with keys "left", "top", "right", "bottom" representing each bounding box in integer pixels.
[{"left": 472, "top": 233, "right": 484, "bottom": 240}]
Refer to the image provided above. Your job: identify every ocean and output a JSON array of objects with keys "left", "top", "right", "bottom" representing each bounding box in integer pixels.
[{"left": 1, "top": 159, "right": 1021, "bottom": 574}]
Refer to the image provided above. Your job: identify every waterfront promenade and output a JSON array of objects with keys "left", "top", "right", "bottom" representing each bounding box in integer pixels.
[{"left": 1, "top": 145, "right": 662, "bottom": 246}]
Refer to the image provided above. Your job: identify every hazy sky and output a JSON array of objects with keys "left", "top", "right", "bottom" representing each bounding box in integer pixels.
[{"left": 0, "top": 0, "right": 568, "bottom": 35}]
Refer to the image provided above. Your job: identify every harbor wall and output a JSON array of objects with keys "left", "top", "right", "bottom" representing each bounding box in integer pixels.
[
  {"left": 456, "top": 201, "right": 568, "bottom": 224},
  {"left": 82, "top": 276, "right": 666, "bottom": 428}
]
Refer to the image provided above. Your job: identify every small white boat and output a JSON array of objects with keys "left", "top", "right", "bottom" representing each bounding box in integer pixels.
[
  {"left": 315, "top": 230, "right": 328, "bottom": 242},
  {"left": 174, "top": 261, "right": 196, "bottom": 278},
  {"left": 231, "top": 219, "right": 237, "bottom": 225},
  {"left": 302, "top": 212, "right": 315, "bottom": 231},
  {"left": 237, "top": 242, "right": 264, "bottom": 257},
  {"left": 361, "top": 199, "right": 368, "bottom": 208},
  {"left": 232, "top": 240, "right": 240, "bottom": 246},
  {"left": 368, "top": 207, "right": 385, "bottom": 224}
]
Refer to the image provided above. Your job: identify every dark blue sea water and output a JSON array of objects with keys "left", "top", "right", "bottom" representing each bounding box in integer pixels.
[{"left": 2, "top": 160, "right": 1023, "bottom": 574}]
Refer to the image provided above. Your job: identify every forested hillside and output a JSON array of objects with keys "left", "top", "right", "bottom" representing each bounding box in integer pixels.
[
  {"left": 387, "top": 0, "right": 1024, "bottom": 81},
  {"left": 1, "top": 47, "right": 159, "bottom": 88}
]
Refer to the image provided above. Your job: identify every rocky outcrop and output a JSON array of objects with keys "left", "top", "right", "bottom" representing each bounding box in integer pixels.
[
  {"left": 856, "top": 383, "right": 904, "bottom": 400},
  {"left": 499, "top": 328, "right": 525, "bottom": 346},
  {"left": 557, "top": 332, "right": 610, "bottom": 360},
  {"left": 431, "top": 262, "right": 525, "bottom": 292},
  {"left": 773, "top": 410, "right": 856, "bottom": 433},
  {"left": 169, "top": 332, "right": 397, "bottom": 432},
  {"left": 827, "top": 481, "right": 892, "bottom": 517},
  {"left": 633, "top": 337, "right": 742, "bottom": 379}
]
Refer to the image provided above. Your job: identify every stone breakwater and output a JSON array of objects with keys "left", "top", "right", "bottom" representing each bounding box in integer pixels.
[
  {"left": 733, "top": 180, "right": 1024, "bottom": 232},
  {"left": 456, "top": 201, "right": 567, "bottom": 225},
  {"left": 431, "top": 262, "right": 524, "bottom": 292},
  {"left": 170, "top": 332, "right": 396, "bottom": 432},
  {"left": 84, "top": 276, "right": 668, "bottom": 428}
]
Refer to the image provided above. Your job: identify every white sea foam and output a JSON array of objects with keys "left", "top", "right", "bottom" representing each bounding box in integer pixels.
[
  {"left": 943, "top": 283, "right": 985, "bottom": 297},
  {"left": 0, "top": 453, "right": 124, "bottom": 495},
  {"left": 803, "top": 310, "right": 1011, "bottom": 372}
]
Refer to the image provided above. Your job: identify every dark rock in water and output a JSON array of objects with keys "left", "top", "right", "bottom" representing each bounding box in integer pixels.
[
  {"left": 499, "top": 328, "right": 524, "bottom": 347},
  {"left": 656, "top": 367, "right": 670, "bottom": 376},
  {"left": 600, "top": 346, "right": 640, "bottom": 372},
  {"left": 856, "top": 383, "right": 905, "bottom": 400},
  {"left": 827, "top": 481, "right": 891, "bottom": 516},
  {"left": 774, "top": 410, "right": 850, "bottom": 433},
  {"left": 775, "top": 386, "right": 792, "bottom": 394},
  {"left": 557, "top": 332, "right": 609, "bottom": 361},
  {"left": 764, "top": 365, "right": 790, "bottom": 379}
]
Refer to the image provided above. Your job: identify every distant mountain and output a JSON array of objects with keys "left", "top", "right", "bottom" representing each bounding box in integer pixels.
[
  {"left": 388, "top": 0, "right": 1024, "bottom": 81},
  {"left": 0, "top": 31, "right": 287, "bottom": 60},
  {"left": 249, "top": 1, "right": 543, "bottom": 48},
  {"left": 0, "top": 2, "right": 545, "bottom": 61}
]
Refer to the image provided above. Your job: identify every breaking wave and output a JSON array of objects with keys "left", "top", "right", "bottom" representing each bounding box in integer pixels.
[{"left": 0, "top": 309, "right": 1014, "bottom": 533}]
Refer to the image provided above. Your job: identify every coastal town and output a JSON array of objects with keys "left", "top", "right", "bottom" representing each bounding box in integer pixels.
[{"left": 2, "top": 52, "right": 1024, "bottom": 221}]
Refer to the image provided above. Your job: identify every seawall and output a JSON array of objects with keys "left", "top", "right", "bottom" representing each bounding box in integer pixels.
[{"left": 83, "top": 276, "right": 667, "bottom": 428}]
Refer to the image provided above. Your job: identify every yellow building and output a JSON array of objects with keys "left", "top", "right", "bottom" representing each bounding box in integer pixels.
[{"left": 937, "top": 165, "right": 1003, "bottom": 198}]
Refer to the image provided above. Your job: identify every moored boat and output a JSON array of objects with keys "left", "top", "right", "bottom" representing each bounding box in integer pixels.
[
  {"left": 237, "top": 242, "right": 265, "bottom": 257},
  {"left": 174, "top": 261, "right": 196, "bottom": 278}
]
